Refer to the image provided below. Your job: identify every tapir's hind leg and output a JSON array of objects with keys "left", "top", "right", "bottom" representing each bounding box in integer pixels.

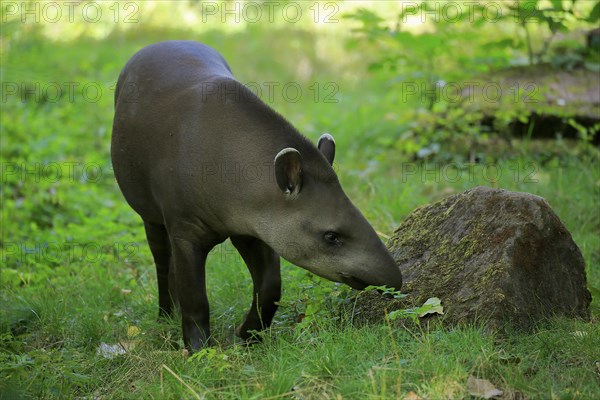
[
  {"left": 231, "top": 236, "right": 281, "bottom": 341},
  {"left": 143, "top": 222, "right": 174, "bottom": 318},
  {"left": 171, "top": 237, "right": 210, "bottom": 350}
]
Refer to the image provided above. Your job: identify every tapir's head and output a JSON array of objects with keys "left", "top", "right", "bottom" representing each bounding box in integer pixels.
[{"left": 263, "top": 133, "right": 402, "bottom": 292}]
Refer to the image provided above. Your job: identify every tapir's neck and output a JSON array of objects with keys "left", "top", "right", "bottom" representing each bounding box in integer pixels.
[{"left": 198, "top": 84, "right": 334, "bottom": 240}]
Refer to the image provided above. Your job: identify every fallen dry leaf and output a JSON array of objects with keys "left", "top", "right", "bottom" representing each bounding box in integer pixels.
[
  {"left": 499, "top": 387, "right": 529, "bottom": 400},
  {"left": 467, "top": 375, "right": 503, "bottom": 399},
  {"left": 119, "top": 340, "right": 137, "bottom": 351},
  {"left": 403, "top": 391, "right": 423, "bottom": 400}
]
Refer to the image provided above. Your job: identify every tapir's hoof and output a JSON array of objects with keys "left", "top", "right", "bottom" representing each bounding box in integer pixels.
[{"left": 236, "top": 326, "right": 263, "bottom": 345}]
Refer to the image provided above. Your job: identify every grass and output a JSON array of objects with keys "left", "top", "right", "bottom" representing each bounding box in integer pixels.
[{"left": 2, "top": 7, "right": 600, "bottom": 400}]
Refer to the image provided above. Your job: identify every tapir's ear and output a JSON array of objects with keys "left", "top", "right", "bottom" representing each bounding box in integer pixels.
[
  {"left": 274, "top": 148, "right": 303, "bottom": 198},
  {"left": 317, "top": 133, "right": 335, "bottom": 165}
]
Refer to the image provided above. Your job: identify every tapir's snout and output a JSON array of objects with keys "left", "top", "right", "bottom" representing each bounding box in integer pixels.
[
  {"left": 364, "top": 240, "right": 403, "bottom": 292},
  {"left": 340, "top": 273, "right": 370, "bottom": 290},
  {"left": 382, "top": 267, "right": 403, "bottom": 293},
  {"left": 340, "top": 254, "right": 403, "bottom": 293}
]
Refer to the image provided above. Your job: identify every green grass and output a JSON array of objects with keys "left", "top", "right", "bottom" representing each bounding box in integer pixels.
[{"left": 2, "top": 9, "right": 600, "bottom": 400}]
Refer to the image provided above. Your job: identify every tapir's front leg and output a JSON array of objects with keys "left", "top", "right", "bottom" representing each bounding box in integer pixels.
[
  {"left": 171, "top": 237, "right": 210, "bottom": 351},
  {"left": 231, "top": 236, "right": 281, "bottom": 341}
]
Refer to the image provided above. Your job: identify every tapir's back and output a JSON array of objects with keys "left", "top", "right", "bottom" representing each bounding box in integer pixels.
[
  {"left": 115, "top": 41, "right": 233, "bottom": 104},
  {"left": 111, "top": 41, "right": 236, "bottom": 224},
  {"left": 112, "top": 41, "right": 314, "bottom": 233}
]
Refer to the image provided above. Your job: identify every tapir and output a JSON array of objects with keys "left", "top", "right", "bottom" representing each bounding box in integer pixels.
[{"left": 111, "top": 41, "right": 402, "bottom": 351}]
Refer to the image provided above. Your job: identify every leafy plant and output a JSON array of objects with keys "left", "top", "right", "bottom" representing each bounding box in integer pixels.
[
  {"left": 507, "top": 0, "right": 600, "bottom": 65},
  {"left": 388, "top": 297, "right": 444, "bottom": 324},
  {"left": 188, "top": 347, "right": 232, "bottom": 372}
]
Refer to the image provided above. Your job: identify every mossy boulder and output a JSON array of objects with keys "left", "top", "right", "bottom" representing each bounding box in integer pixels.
[{"left": 353, "top": 186, "right": 591, "bottom": 330}]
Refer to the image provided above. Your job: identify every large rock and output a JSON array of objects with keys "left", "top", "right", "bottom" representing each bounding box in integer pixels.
[{"left": 353, "top": 186, "right": 591, "bottom": 330}]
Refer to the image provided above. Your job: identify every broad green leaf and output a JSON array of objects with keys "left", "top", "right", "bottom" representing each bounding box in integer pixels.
[
  {"left": 521, "top": 0, "right": 540, "bottom": 8},
  {"left": 550, "top": 0, "right": 564, "bottom": 11},
  {"left": 588, "top": 2, "right": 600, "bottom": 22},
  {"left": 418, "top": 297, "right": 444, "bottom": 317},
  {"left": 548, "top": 19, "right": 568, "bottom": 33},
  {"left": 342, "top": 8, "right": 384, "bottom": 25}
]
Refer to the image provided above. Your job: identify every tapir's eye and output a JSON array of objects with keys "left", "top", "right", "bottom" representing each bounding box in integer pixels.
[{"left": 323, "top": 231, "right": 341, "bottom": 246}]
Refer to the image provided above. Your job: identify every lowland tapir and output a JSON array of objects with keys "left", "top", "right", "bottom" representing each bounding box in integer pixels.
[{"left": 111, "top": 41, "right": 402, "bottom": 351}]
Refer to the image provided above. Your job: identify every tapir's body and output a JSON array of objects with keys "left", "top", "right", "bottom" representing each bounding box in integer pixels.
[{"left": 112, "top": 41, "right": 402, "bottom": 350}]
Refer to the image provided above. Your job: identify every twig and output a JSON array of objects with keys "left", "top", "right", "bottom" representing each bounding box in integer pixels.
[
  {"left": 376, "top": 231, "right": 390, "bottom": 239},
  {"left": 161, "top": 364, "right": 203, "bottom": 400}
]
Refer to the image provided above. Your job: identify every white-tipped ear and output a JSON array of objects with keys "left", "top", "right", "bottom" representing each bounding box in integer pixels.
[
  {"left": 317, "top": 133, "right": 335, "bottom": 165},
  {"left": 274, "top": 148, "right": 303, "bottom": 198}
]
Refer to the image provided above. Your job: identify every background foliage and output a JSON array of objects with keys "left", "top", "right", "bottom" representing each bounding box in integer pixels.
[{"left": 1, "top": 1, "right": 599, "bottom": 398}]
